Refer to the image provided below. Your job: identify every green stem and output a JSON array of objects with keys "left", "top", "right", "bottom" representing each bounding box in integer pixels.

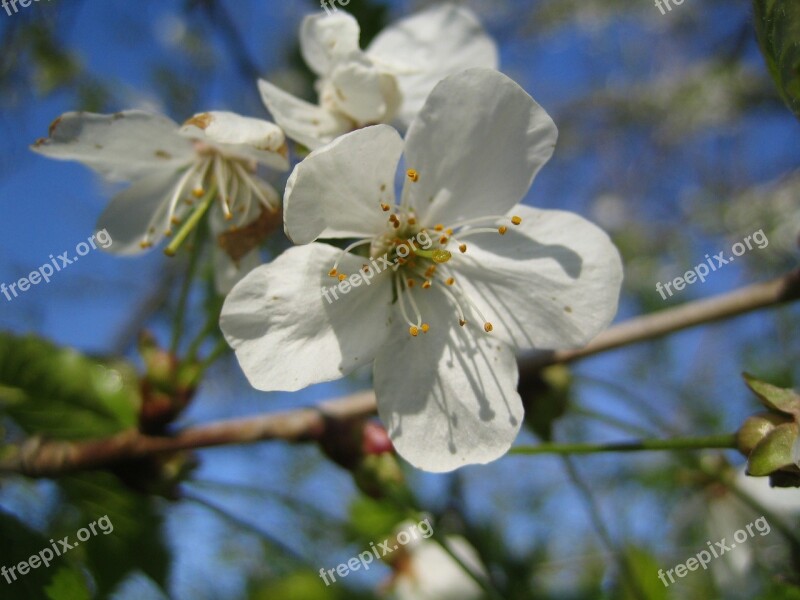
[
  {"left": 510, "top": 434, "right": 737, "bottom": 456},
  {"left": 164, "top": 182, "right": 217, "bottom": 257},
  {"left": 170, "top": 222, "right": 207, "bottom": 355}
]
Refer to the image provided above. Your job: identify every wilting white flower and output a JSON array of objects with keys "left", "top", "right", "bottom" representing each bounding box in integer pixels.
[
  {"left": 385, "top": 532, "right": 485, "bottom": 600},
  {"left": 221, "top": 69, "right": 623, "bottom": 472},
  {"left": 32, "top": 110, "right": 288, "bottom": 293},
  {"left": 258, "top": 4, "right": 497, "bottom": 149}
]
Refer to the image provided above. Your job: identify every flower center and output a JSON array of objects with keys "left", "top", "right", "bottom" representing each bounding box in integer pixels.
[
  {"left": 327, "top": 169, "right": 523, "bottom": 337},
  {"left": 140, "top": 148, "right": 278, "bottom": 255}
]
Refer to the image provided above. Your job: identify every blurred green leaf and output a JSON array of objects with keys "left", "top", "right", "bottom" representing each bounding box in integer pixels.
[
  {"left": 44, "top": 568, "right": 91, "bottom": 600},
  {"left": 616, "top": 547, "right": 669, "bottom": 600},
  {"left": 754, "top": 0, "right": 800, "bottom": 119},
  {"left": 0, "top": 333, "right": 139, "bottom": 439},
  {"left": 59, "top": 472, "right": 169, "bottom": 598},
  {"left": 0, "top": 510, "right": 65, "bottom": 600},
  {"left": 248, "top": 570, "right": 374, "bottom": 600}
]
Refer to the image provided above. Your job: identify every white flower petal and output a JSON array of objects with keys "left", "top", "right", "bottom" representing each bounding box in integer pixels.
[
  {"left": 451, "top": 205, "right": 623, "bottom": 350},
  {"left": 403, "top": 69, "right": 558, "bottom": 225},
  {"left": 95, "top": 169, "right": 181, "bottom": 254},
  {"left": 284, "top": 125, "right": 403, "bottom": 244},
  {"left": 368, "top": 4, "right": 499, "bottom": 126},
  {"left": 374, "top": 288, "right": 523, "bottom": 472},
  {"left": 31, "top": 111, "right": 194, "bottom": 181},
  {"left": 220, "top": 243, "right": 394, "bottom": 392},
  {"left": 213, "top": 247, "right": 262, "bottom": 296},
  {"left": 328, "top": 55, "right": 395, "bottom": 124},
  {"left": 300, "top": 12, "right": 361, "bottom": 76},
  {"left": 180, "top": 111, "right": 289, "bottom": 171},
  {"left": 258, "top": 79, "right": 352, "bottom": 150}
]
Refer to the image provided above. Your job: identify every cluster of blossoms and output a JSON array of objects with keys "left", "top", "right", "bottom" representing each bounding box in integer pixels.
[{"left": 32, "top": 5, "right": 623, "bottom": 472}]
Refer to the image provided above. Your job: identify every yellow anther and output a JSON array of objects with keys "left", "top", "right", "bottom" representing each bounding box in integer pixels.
[
  {"left": 498, "top": 226, "right": 508, "bottom": 235},
  {"left": 439, "top": 236, "right": 449, "bottom": 244},
  {"left": 422, "top": 280, "right": 432, "bottom": 289},
  {"left": 446, "top": 228, "right": 453, "bottom": 235},
  {"left": 328, "top": 268, "right": 338, "bottom": 277},
  {"left": 421, "top": 323, "right": 430, "bottom": 333},
  {"left": 170, "top": 216, "right": 182, "bottom": 226},
  {"left": 225, "top": 213, "right": 234, "bottom": 221},
  {"left": 139, "top": 241, "right": 152, "bottom": 249},
  {"left": 446, "top": 277, "right": 455, "bottom": 286},
  {"left": 408, "top": 217, "right": 417, "bottom": 225},
  {"left": 392, "top": 221, "right": 400, "bottom": 229},
  {"left": 407, "top": 169, "right": 419, "bottom": 182},
  {"left": 459, "top": 244, "right": 467, "bottom": 253},
  {"left": 338, "top": 274, "right": 347, "bottom": 281},
  {"left": 381, "top": 203, "right": 391, "bottom": 212},
  {"left": 164, "top": 229, "right": 173, "bottom": 237},
  {"left": 425, "top": 266, "right": 436, "bottom": 277},
  {"left": 459, "top": 319, "right": 467, "bottom": 327},
  {"left": 389, "top": 214, "right": 399, "bottom": 222},
  {"left": 409, "top": 326, "right": 419, "bottom": 337},
  {"left": 407, "top": 279, "right": 415, "bottom": 288},
  {"left": 511, "top": 215, "right": 522, "bottom": 225},
  {"left": 434, "top": 224, "right": 444, "bottom": 232},
  {"left": 484, "top": 322, "right": 494, "bottom": 333},
  {"left": 192, "top": 187, "right": 205, "bottom": 198},
  {"left": 362, "top": 264, "right": 370, "bottom": 273}
]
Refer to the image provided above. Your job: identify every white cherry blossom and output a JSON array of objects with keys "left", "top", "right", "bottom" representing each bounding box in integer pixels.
[
  {"left": 32, "top": 110, "right": 288, "bottom": 293},
  {"left": 221, "top": 69, "right": 623, "bottom": 472},
  {"left": 258, "top": 4, "right": 498, "bottom": 149}
]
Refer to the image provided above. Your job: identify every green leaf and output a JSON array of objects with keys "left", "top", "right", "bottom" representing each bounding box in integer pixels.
[
  {"left": 754, "top": 0, "right": 800, "bottom": 120},
  {"left": 44, "top": 568, "right": 91, "bottom": 600},
  {"left": 743, "top": 373, "right": 800, "bottom": 416},
  {"left": 615, "top": 547, "right": 669, "bottom": 600},
  {"left": 0, "top": 333, "right": 139, "bottom": 439},
  {"left": 248, "top": 570, "right": 373, "bottom": 600},
  {"left": 0, "top": 509, "right": 65, "bottom": 600},
  {"left": 748, "top": 422, "right": 799, "bottom": 476},
  {"left": 58, "top": 472, "right": 170, "bottom": 598}
]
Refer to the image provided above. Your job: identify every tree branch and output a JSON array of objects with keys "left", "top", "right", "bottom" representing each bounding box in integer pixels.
[{"left": 3, "top": 269, "right": 799, "bottom": 478}]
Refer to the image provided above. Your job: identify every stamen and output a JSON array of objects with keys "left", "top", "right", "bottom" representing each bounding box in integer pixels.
[
  {"left": 328, "top": 268, "right": 338, "bottom": 277},
  {"left": 498, "top": 226, "right": 508, "bottom": 235},
  {"left": 413, "top": 248, "right": 452, "bottom": 263},
  {"left": 214, "top": 157, "right": 233, "bottom": 221},
  {"left": 331, "top": 238, "right": 372, "bottom": 273},
  {"left": 233, "top": 162, "right": 276, "bottom": 211},
  {"left": 338, "top": 274, "right": 347, "bottom": 281},
  {"left": 446, "top": 277, "right": 455, "bottom": 285},
  {"left": 409, "top": 326, "right": 419, "bottom": 337},
  {"left": 421, "top": 323, "right": 430, "bottom": 333},
  {"left": 511, "top": 215, "right": 522, "bottom": 225},
  {"left": 381, "top": 203, "right": 391, "bottom": 212},
  {"left": 407, "top": 169, "right": 419, "bottom": 182},
  {"left": 459, "top": 244, "right": 467, "bottom": 253},
  {"left": 484, "top": 322, "right": 494, "bottom": 333},
  {"left": 396, "top": 279, "right": 422, "bottom": 330}
]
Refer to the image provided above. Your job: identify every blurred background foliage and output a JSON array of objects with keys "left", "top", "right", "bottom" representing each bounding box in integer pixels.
[{"left": 1, "top": 0, "right": 800, "bottom": 598}]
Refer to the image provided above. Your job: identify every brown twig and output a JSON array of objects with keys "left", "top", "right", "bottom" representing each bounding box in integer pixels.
[{"left": 2, "top": 269, "right": 799, "bottom": 478}]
